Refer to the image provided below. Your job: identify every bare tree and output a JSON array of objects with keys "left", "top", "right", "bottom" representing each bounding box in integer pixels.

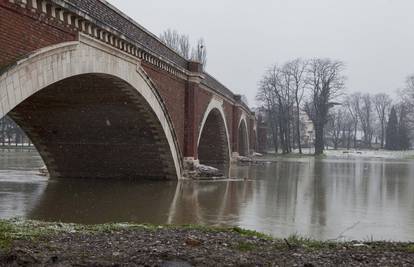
[
  {"left": 344, "top": 93, "right": 361, "bottom": 148},
  {"left": 326, "top": 108, "right": 345, "bottom": 150},
  {"left": 160, "top": 29, "right": 205, "bottom": 64},
  {"left": 159, "top": 29, "right": 191, "bottom": 59},
  {"left": 304, "top": 59, "right": 346, "bottom": 155},
  {"left": 179, "top": 35, "right": 190, "bottom": 60},
  {"left": 257, "top": 75, "right": 279, "bottom": 153},
  {"left": 357, "top": 94, "right": 374, "bottom": 148},
  {"left": 160, "top": 29, "right": 179, "bottom": 49},
  {"left": 373, "top": 93, "right": 392, "bottom": 148},
  {"left": 262, "top": 65, "right": 291, "bottom": 153},
  {"left": 284, "top": 58, "right": 308, "bottom": 154},
  {"left": 405, "top": 75, "right": 414, "bottom": 101},
  {"left": 401, "top": 75, "right": 414, "bottom": 127},
  {"left": 191, "top": 38, "right": 207, "bottom": 68},
  {"left": 258, "top": 64, "right": 297, "bottom": 154},
  {"left": 341, "top": 110, "right": 355, "bottom": 150}
]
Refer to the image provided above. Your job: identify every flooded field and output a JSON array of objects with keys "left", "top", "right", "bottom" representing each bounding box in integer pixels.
[{"left": 1, "top": 149, "right": 414, "bottom": 241}]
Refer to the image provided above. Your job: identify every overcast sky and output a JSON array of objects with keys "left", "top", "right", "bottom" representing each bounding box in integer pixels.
[{"left": 107, "top": 0, "right": 414, "bottom": 106}]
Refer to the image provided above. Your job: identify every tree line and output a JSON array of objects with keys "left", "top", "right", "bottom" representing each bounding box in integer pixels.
[
  {"left": 256, "top": 58, "right": 413, "bottom": 155},
  {"left": 0, "top": 116, "right": 32, "bottom": 147}
]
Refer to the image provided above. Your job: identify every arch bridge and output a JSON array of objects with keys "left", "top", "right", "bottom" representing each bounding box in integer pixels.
[{"left": 0, "top": 0, "right": 257, "bottom": 179}]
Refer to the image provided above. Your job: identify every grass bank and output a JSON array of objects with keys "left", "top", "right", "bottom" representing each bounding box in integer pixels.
[{"left": 0, "top": 219, "right": 413, "bottom": 266}]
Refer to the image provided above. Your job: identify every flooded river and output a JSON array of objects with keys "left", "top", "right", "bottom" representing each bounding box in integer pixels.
[{"left": 1, "top": 149, "right": 414, "bottom": 241}]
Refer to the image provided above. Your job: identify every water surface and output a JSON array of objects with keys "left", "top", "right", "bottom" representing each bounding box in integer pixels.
[{"left": 1, "top": 149, "right": 414, "bottom": 241}]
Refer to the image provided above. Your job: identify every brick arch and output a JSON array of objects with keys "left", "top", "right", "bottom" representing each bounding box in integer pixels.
[
  {"left": 197, "top": 98, "right": 231, "bottom": 168},
  {"left": 0, "top": 35, "right": 182, "bottom": 179},
  {"left": 238, "top": 114, "right": 249, "bottom": 156}
]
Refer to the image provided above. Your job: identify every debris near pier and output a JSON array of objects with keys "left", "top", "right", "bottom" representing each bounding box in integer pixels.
[{"left": 184, "top": 164, "right": 225, "bottom": 180}]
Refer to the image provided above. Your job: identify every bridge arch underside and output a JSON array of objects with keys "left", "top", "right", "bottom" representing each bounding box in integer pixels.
[
  {"left": 197, "top": 109, "right": 229, "bottom": 169},
  {"left": 238, "top": 120, "right": 249, "bottom": 156},
  {"left": 8, "top": 74, "right": 177, "bottom": 180}
]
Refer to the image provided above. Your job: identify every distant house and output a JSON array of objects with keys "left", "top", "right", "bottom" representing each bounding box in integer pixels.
[{"left": 300, "top": 112, "right": 315, "bottom": 148}]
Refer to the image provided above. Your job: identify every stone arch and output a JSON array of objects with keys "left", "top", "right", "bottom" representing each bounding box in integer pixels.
[
  {"left": 238, "top": 115, "right": 249, "bottom": 156},
  {"left": 0, "top": 34, "right": 182, "bottom": 179},
  {"left": 197, "top": 98, "right": 230, "bottom": 168}
]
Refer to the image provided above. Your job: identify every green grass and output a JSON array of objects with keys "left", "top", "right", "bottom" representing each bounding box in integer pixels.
[
  {"left": 284, "top": 233, "right": 336, "bottom": 250},
  {"left": 407, "top": 244, "right": 414, "bottom": 253},
  {"left": 1, "top": 220, "right": 413, "bottom": 254},
  {"left": 0, "top": 220, "right": 14, "bottom": 249},
  {"left": 0, "top": 220, "right": 272, "bottom": 239},
  {"left": 0, "top": 220, "right": 61, "bottom": 250},
  {"left": 231, "top": 226, "right": 273, "bottom": 240},
  {"left": 235, "top": 241, "right": 257, "bottom": 252}
]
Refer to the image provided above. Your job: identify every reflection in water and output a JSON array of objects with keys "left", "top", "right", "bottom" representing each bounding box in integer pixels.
[
  {"left": 0, "top": 149, "right": 47, "bottom": 219},
  {"left": 1, "top": 149, "right": 414, "bottom": 241}
]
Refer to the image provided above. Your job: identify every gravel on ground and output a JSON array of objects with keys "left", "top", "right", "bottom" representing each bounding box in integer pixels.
[{"left": 0, "top": 220, "right": 413, "bottom": 266}]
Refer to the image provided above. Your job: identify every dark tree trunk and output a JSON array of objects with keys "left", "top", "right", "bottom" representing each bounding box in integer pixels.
[
  {"left": 296, "top": 108, "right": 302, "bottom": 154},
  {"left": 353, "top": 123, "right": 358, "bottom": 148},
  {"left": 315, "top": 125, "right": 325, "bottom": 155},
  {"left": 269, "top": 115, "right": 278, "bottom": 154}
]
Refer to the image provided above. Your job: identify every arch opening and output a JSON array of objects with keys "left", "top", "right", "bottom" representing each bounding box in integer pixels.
[
  {"left": 238, "top": 119, "right": 249, "bottom": 156},
  {"left": 197, "top": 108, "right": 230, "bottom": 169},
  {"left": 0, "top": 115, "right": 33, "bottom": 147},
  {"left": 8, "top": 73, "right": 178, "bottom": 180}
]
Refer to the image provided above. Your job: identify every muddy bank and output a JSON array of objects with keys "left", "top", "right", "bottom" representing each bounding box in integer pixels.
[{"left": 0, "top": 220, "right": 413, "bottom": 266}]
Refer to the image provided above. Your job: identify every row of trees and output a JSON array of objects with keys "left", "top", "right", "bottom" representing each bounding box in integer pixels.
[
  {"left": 159, "top": 29, "right": 207, "bottom": 67},
  {"left": 325, "top": 93, "right": 410, "bottom": 151},
  {"left": 257, "top": 58, "right": 414, "bottom": 155},
  {"left": 257, "top": 58, "right": 345, "bottom": 155},
  {"left": 0, "top": 116, "right": 32, "bottom": 147}
]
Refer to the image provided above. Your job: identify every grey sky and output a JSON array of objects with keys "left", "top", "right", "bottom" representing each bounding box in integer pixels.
[{"left": 107, "top": 0, "right": 414, "bottom": 106}]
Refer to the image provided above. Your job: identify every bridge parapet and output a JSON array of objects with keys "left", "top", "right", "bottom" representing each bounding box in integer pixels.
[
  {"left": 4, "top": 0, "right": 188, "bottom": 78},
  {"left": 1, "top": 0, "right": 259, "bottom": 178},
  {"left": 3, "top": 0, "right": 253, "bottom": 112}
]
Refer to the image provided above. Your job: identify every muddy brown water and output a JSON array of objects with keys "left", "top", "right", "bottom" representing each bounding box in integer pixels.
[{"left": 0, "top": 149, "right": 414, "bottom": 241}]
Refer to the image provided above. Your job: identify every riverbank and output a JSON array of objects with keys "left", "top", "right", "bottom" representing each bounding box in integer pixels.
[
  {"left": 258, "top": 149, "right": 414, "bottom": 161},
  {"left": 0, "top": 220, "right": 413, "bottom": 266}
]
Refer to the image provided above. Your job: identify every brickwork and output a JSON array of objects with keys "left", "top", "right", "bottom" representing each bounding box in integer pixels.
[
  {"left": 232, "top": 107, "right": 242, "bottom": 152},
  {"left": 223, "top": 101, "right": 234, "bottom": 148},
  {"left": 10, "top": 74, "right": 176, "bottom": 179},
  {"left": 0, "top": 1, "right": 77, "bottom": 70},
  {"left": 257, "top": 116, "right": 268, "bottom": 153},
  {"left": 0, "top": 0, "right": 258, "bottom": 179},
  {"left": 198, "top": 109, "right": 229, "bottom": 168},
  {"left": 141, "top": 62, "right": 186, "bottom": 153},
  {"left": 238, "top": 119, "right": 249, "bottom": 156},
  {"left": 249, "top": 117, "right": 256, "bottom": 151},
  {"left": 195, "top": 89, "right": 213, "bottom": 141}
]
